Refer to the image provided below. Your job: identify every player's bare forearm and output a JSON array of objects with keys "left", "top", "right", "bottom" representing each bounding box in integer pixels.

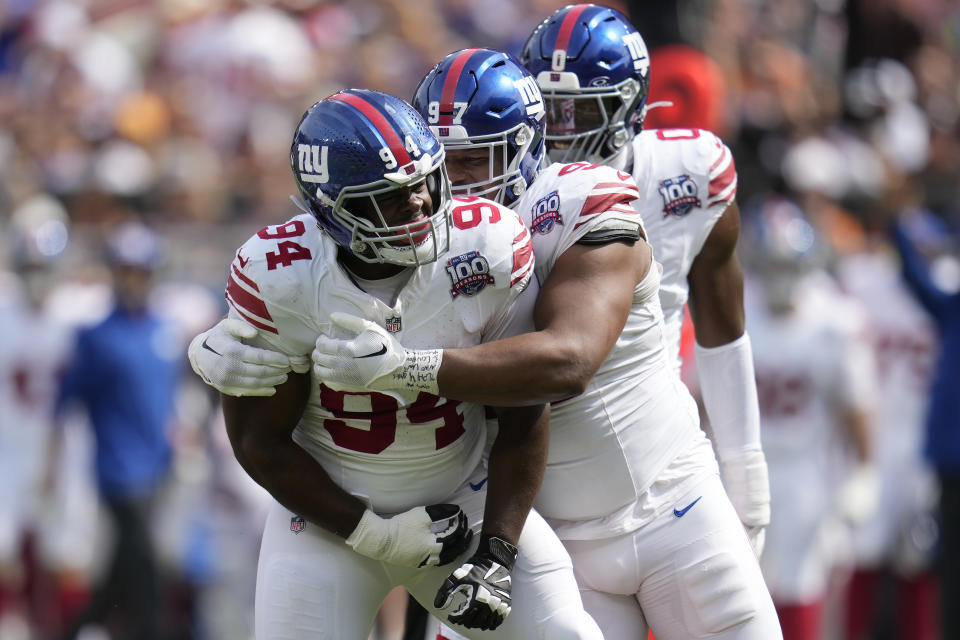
[
  {"left": 687, "top": 203, "right": 746, "bottom": 346},
  {"left": 222, "top": 372, "right": 366, "bottom": 539},
  {"left": 481, "top": 404, "right": 550, "bottom": 546},
  {"left": 437, "top": 241, "right": 646, "bottom": 406}
]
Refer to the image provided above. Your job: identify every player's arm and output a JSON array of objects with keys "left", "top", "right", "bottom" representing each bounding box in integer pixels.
[
  {"left": 891, "top": 220, "right": 951, "bottom": 321},
  {"left": 439, "top": 239, "right": 649, "bottom": 405},
  {"left": 686, "top": 201, "right": 770, "bottom": 553},
  {"left": 482, "top": 403, "right": 549, "bottom": 545},
  {"left": 223, "top": 369, "right": 472, "bottom": 568},
  {"left": 314, "top": 238, "right": 650, "bottom": 406},
  {"left": 222, "top": 371, "right": 363, "bottom": 537},
  {"left": 434, "top": 402, "right": 549, "bottom": 630}
]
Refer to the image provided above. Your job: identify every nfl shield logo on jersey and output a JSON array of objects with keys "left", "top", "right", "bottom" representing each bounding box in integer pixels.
[
  {"left": 531, "top": 190, "right": 563, "bottom": 235},
  {"left": 385, "top": 316, "right": 402, "bottom": 333},
  {"left": 659, "top": 174, "right": 701, "bottom": 218},
  {"left": 446, "top": 251, "right": 495, "bottom": 298},
  {"left": 290, "top": 516, "right": 306, "bottom": 534}
]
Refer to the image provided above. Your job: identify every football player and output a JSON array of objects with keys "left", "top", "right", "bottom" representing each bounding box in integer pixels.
[
  {"left": 741, "top": 196, "right": 877, "bottom": 640},
  {"left": 211, "top": 89, "right": 602, "bottom": 640},
  {"left": 520, "top": 3, "right": 771, "bottom": 560}
]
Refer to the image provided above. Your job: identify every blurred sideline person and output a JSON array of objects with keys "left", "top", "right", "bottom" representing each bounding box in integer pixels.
[
  {"left": 208, "top": 89, "right": 602, "bottom": 639},
  {"left": 892, "top": 209, "right": 960, "bottom": 640},
  {"left": 835, "top": 210, "right": 940, "bottom": 640},
  {"left": 0, "top": 195, "right": 79, "bottom": 637},
  {"left": 742, "top": 196, "right": 878, "bottom": 640},
  {"left": 50, "top": 221, "right": 181, "bottom": 640}
]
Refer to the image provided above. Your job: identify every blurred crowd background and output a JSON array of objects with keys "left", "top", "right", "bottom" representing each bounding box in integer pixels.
[{"left": 0, "top": 0, "right": 957, "bottom": 639}]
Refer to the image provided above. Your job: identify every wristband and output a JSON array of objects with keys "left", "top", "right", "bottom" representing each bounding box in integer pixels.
[
  {"left": 393, "top": 348, "right": 443, "bottom": 394},
  {"left": 477, "top": 534, "right": 518, "bottom": 571}
]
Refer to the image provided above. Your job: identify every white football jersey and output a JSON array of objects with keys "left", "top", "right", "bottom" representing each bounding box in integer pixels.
[
  {"left": 617, "top": 128, "right": 738, "bottom": 370},
  {"left": 836, "top": 250, "right": 938, "bottom": 563},
  {"left": 747, "top": 273, "right": 877, "bottom": 600},
  {"left": 225, "top": 201, "right": 536, "bottom": 515},
  {"left": 0, "top": 297, "right": 75, "bottom": 558},
  {"left": 512, "top": 161, "right": 704, "bottom": 538}
]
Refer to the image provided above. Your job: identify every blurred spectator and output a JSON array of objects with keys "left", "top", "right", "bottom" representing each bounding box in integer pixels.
[
  {"left": 892, "top": 208, "right": 960, "bottom": 640},
  {"left": 50, "top": 222, "right": 181, "bottom": 640},
  {"left": 0, "top": 193, "right": 77, "bottom": 637},
  {"left": 835, "top": 209, "right": 940, "bottom": 640},
  {"left": 742, "top": 195, "right": 878, "bottom": 640}
]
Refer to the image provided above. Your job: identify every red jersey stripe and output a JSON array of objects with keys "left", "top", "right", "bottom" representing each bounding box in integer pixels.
[
  {"left": 226, "top": 298, "right": 279, "bottom": 335},
  {"left": 329, "top": 93, "right": 412, "bottom": 167},
  {"left": 226, "top": 274, "right": 274, "bottom": 325},
  {"left": 580, "top": 191, "right": 639, "bottom": 218},
  {"left": 511, "top": 229, "right": 534, "bottom": 287},
  {"left": 231, "top": 264, "right": 260, "bottom": 292},
  {"left": 592, "top": 181, "right": 639, "bottom": 193},
  {"left": 439, "top": 48, "right": 480, "bottom": 126},
  {"left": 708, "top": 159, "right": 737, "bottom": 199}
]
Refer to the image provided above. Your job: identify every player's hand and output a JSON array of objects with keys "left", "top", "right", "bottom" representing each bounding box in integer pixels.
[
  {"left": 718, "top": 448, "right": 770, "bottom": 557},
  {"left": 188, "top": 318, "right": 310, "bottom": 397},
  {"left": 346, "top": 504, "right": 473, "bottom": 568},
  {"left": 312, "top": 312, "right": 442, "bottom": 394},
  {"left": 434, "top": 534, "right": 517, "bottom": 631}
]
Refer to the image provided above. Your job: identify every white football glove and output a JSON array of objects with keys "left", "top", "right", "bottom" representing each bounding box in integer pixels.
[
  {"left": 188, "top": 318, "right": 310, "bottom": 397},
  {"left": 835, "top": 464, "right": 880, "bottom": 526},
  {"left": 718, "top": 448, "right": 771, "bottom": 557},
  {"left": 312, "top": 312, "right": 442, "bottom": 394},
  {"left": 346, "top": 504, "right": 473, "bottom": 568},
  {"left": 434, "top": 535, "right": 517, "bottom": 631}
]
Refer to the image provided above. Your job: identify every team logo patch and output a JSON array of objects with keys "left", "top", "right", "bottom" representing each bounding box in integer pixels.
[
  {"left": 290, "top": 516, "right": 306, "bottom": 534},
  {"left": 530, "top": 190, "right": 563, "bottom": 235},
  {"left": 446, "top": 251, "right": 494, "bottom": 298},
  {"left": 658, "top": 174, "right": 701, "bottom": 217},
  {"left": 385, "top": 316, "right": 402, "bottom": 333}
]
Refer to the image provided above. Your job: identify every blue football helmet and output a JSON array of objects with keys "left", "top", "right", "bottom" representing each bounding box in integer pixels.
[
  {"left": 412, "top": 48, "right": 546, "bottom": 205},
  {"left": 741, "top": 194, "right": 828, "bottom": 311},
  {"left": 520, "top": 4, "right": 650, "bottom": 164},
  {"left": 291, "top": 89, "right": 453, "bottom": 266}
]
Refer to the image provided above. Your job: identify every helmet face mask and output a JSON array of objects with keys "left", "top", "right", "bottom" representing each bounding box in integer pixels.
[
  {"left": 541, "top": 77, "right": 644, "bottom": 163},
  {"left": 291, "top": 89, "right": 453, "bottom": 267},
  {"left": 333, "top": 165, "right": 453, "bottom": 266},
  {"left": 521, "top": 4, "right": 650, "bottom": 164},
  {"left": 441, "top": 122, "right": 539, "bottom": 203},
  {"left": 413, "top": 48, "right": 546, "bottom": 206}
]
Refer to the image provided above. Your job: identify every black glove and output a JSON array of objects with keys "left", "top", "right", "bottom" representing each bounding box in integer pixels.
[{"left": 434, "top": 534, "right": 518, "bottom": 630}]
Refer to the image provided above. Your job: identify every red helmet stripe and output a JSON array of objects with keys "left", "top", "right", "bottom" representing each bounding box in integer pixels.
[
  {"left": 329, "top": 92, "right": 412, "bottom": 166},
  {"left": 554, "top": 4, "right": 590, "bottom": 55},
  {"left": 439, "top": 48, "right": 481, "bottom": 126}
]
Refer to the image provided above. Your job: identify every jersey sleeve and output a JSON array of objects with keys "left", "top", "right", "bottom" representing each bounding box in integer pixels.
[
  {"left": 537, "top": 163, "right": 644, "bottom": 274},
  {"left": 701, "top": 130, "right": 737, "bottom": 209},
  {"left": 481, "top": 209, "right": 538, "bottom": 341},
  {"left": 223, "top": 215, "right": 320, "bottom": 357}
]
